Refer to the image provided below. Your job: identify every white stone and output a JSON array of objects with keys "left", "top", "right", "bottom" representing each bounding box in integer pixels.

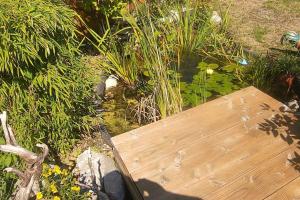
[
  {"left": 287, "top": 100, "right": 299, "bottom": 112},
  {"left": 105, "top": 75, "right": 118, "bottom": 90},
  {"left": 211, "top": 11, "right": 222, "bottom": 24}
]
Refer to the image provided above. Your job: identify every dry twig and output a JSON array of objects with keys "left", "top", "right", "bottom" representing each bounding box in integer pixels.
[{"left": 0, "top": 111, "right": 49, "bottom": 200}]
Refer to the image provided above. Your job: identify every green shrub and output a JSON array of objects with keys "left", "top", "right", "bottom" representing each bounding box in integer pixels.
[
  {"left": 0, "top": 0, "right": 95, "bottom": 152},
  {"left": 78, "top": 0, "right": 126, "bottom": 17},
  {"left": 243, "top": 53, "right": 300, "bottom": 94},
  {"left": 64, "top": 0, "right": 129, "bottom": 35},
  {"left": 0, "top": 0, "right": 96, "bottom": 197}
]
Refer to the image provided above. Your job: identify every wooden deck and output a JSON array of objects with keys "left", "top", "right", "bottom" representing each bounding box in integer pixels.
[{"left": 112, "top": 86, "right": 300, "bottom": 200}]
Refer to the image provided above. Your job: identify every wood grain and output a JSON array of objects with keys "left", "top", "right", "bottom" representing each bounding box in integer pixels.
[
  {"left": 112, "top": 86, "right": 300, "bottom": 200},
  {"left": 266, "top": 176, "right": 300, "bottom": 200}
]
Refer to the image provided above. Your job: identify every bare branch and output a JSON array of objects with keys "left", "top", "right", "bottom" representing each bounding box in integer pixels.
[
  {"left": 0, "top": 111, "right": 11, "bottom": 145},
  {"left": 8, "top": 124, "right": 18, "bottom": 146},
  {"left": 1, "top": 111, "right": 49, "bottom": 200},
  {"left": 24, "top": 175, "right": 35, "bottom": 200},
  {"left": 36, "top": 143, "right": 49, "bottom": 161},
  {"left": 0, "top": 145, "right": 37, "bottom": 164},
  {"left": 4, "top": 168, "right": 26, "bottom": 180}
]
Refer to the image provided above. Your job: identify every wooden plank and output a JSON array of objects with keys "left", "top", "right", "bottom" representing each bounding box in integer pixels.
[
  {"left": 113, "top": 148, "right": 144, "bottom": 200},
  {"left": 132, "top": 113, "right": 296, "bottom": 199},
  {"left": 113, "top": 87, "right": 285, "bottom": 171},
  {"left": 204, "top": 148, "right": 300, "bottom": 200},
  {"left": 113, "top": 87, "right": 261, "bottom": 148},
  {"left": 112, "top": 87, "right": 300, "bottom": 200},
  {"left": 130, "top": 101, "right": 290, "bottom": 175},
  {"left": 266, "top": 176, "right": 300, "bottom": 200}
]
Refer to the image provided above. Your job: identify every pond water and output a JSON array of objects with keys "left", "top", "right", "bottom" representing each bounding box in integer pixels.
[{"left": 102, "top": 53, "right": 236, "bottom": 136}]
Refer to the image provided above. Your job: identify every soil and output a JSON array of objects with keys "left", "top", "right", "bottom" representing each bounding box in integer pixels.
[
  {"left": 217, "top": 0, "right": 300, "bottom": 53},
  {"left": 59, "top": 132, "right": 114, "bottom": 166}
]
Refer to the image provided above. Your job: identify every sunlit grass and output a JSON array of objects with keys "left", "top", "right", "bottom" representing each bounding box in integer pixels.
[
  {"left": 253, "top": 26, "right": 268, "bottom": 43},
  {"left": 264, "top": 0, "right": 300, "bottom": 14}
]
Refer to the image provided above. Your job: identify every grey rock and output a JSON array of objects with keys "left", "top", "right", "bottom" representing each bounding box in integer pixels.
[
  {"left": 75, "top": 149, "right": 103, "bottom": 193},
  {"left": 75, "top": 149, "right": 125, "bottom": 200},
  {"left": 103, "top": 170, "right": 125, "bottom": 200},
  {"left": 94, "top": 74, "right": 107, "bottom": 98},
  {"left": 89, "top": 191, "right": 110, "bottom": 200},
  {"left": 99, "top": 191, "right": 110, "bottom": 200},
  {"left": 95, "top": 82, "right": 106, "bottom": 98}
]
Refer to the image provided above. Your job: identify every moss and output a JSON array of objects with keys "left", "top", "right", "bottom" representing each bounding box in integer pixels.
[{"left": 101, "top": 86, "right": 140, "bottom": 136}]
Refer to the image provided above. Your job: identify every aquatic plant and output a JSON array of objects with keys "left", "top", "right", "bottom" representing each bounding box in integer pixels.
[
  {"left": 181, "top": 62, "right": 244, "bottom": 107},
  {"left": 91, "top": 0, "right": 226, "bottom": 121}
]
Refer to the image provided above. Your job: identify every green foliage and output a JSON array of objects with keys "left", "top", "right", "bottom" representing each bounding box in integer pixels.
[
  {"left": 242, "top": 53, "right": 300, "bottom": 93},
  {"left": 181, "top": 62, "right": 244, "bottom": 107},
  {"left": 0, "top": 172, "right": 16, "bottom": 199},
  {"left": 0, "top": 0, "right": 95, "bottom": 152},
  {"left": 80, "top": 0, "right": 126, "bottom": 17},
  {"left": 0, "top": 137, "right": 18, "bottom": 198},
  {"left": 91, "top": 1, "right": 222, "bottom": 120},
  {"left": 0, "top": 0, "right": 96, "bottom": 197},
  {"left": 242, "top": 56, "right": 274, "bottom": 90}
]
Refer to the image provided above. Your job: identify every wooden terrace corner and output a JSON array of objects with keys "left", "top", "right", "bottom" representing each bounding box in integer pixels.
[{"left": 112, "top": 86, "right": 300, "bottom": 200}]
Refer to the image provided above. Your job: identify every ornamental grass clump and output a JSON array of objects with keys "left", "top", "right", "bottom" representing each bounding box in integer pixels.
[{"left": 91, "top": 0, "right": 217, "bottom": 120}]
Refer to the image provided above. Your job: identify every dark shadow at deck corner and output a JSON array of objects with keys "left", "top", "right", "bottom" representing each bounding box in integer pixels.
[{"left": 136, "top": 178, "right": 203, "bottom": 200}]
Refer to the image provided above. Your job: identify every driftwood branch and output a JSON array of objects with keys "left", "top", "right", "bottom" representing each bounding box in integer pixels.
[
  {"left": 0, "top": 111, "right": 49, "bottom": 200},
  {"left": 4, "top": 167, "right": 26, "bottom": 180}
]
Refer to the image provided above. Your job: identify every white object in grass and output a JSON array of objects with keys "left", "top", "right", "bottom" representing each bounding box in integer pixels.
[
  {"left": 105, "top": 75, "right": 118, "bottom": 89},
  {"left": 211, "top": 11, "right": 222, "bottom": 25},
  {"left": 159, "top": 10, "right": 179, "bottom": 23},
  {"left": 206, "top": 68, "right": 214, "bottom": 75},
  {"left": 159, "top": 7, "right": 193, "bottom": 23}
]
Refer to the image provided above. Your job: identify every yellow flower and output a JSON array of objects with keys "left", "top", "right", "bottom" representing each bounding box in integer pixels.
[
  {"left": 42, "top": 172, "right": 49, "bottom": 178},
  {"left": 47, "top": 168, "right": 53, "bottom": 176},
  {"left": 42, "top": 163, "right": 48, "bottom": 169},
  {"left": 36, "top": 192, "right": 43, "bottom": 200},
  {"left": 206, "top": 68, "right": 214, "bottom": 75},
  {"left": 50, "top": 184, "right": 58, "bottom": 193},
  {"left": 53, "top": 196, "right": 60, "bottom": 200},
  {"left": 53, "top": 165, "right": 61, "bottom": 175},
  {"left": 71, "top": 186, "right": 80, "bottom": 192},
  {"left": 87, "top": 192, "right": 92, "bottom": 197},
  {"left": 62, "top": 169, "right": 68, "bottom": 176}
]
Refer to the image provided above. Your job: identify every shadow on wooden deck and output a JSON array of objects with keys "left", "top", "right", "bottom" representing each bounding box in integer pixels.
[
  {"left": 112, "top": 87, "right": 300, "bottom": 199},
  {"left": 135, "top": 178, "right": 203, "bottom": 200},
  {"left": 258, "top": 103, "right": 300, "bottom": 172}
]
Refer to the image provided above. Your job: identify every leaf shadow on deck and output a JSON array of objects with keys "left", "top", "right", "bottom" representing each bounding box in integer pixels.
[
  {"left": 135, "top": 178, "right": 203, "bottom": 200},
  {"left": 258, "top": 103, "right": 300, "bottom": 171}
]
